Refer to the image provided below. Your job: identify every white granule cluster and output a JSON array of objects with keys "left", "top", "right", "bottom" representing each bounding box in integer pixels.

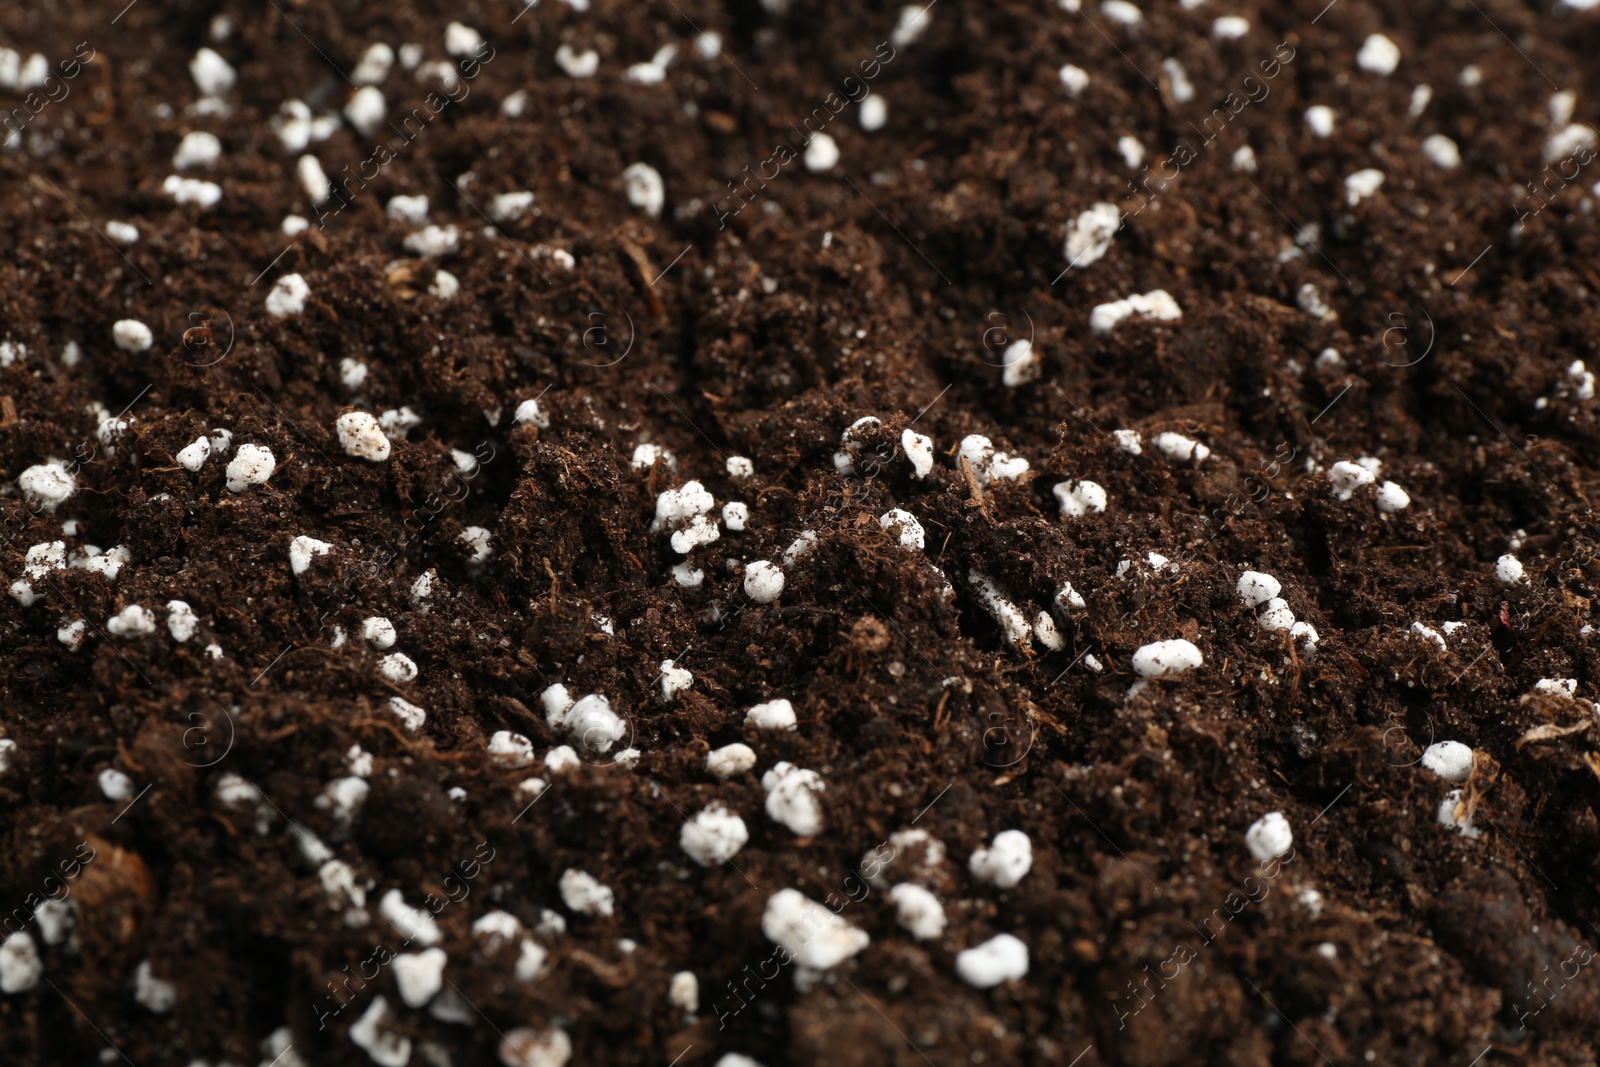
[
  {"left": 1375, "top": 481, "right": 1411, "bottom": 513},
  {"left": 1245, "top": 811, "right": 1293, "bottom": 861},
  {"left": 1053, "top": 480, "right": 1107, "bottom": 518},
  {"left": 955, "top": 933, "right": 1028, "bottom": 988},
  {"left": 378, "top": 694, "right": 423, "bottom": 739},
  {"left": 1103, "top": 0, "right": 1143, "bottom": 24},
  {"left": 176, "top": 436, "right": 211, "bottom": 471},
  {"left": 99, "top": 768, "right": 135, "bottom": 800},
  {"left": 226, "top": 444, "right": 275, "bottom": 492},
  {"left": 1356, "top": 33, "right": 1401, "bottom": 75},
  {"left": 173, "top": 131, "right": 222, "bottom": 170},
  {"left": 833, "top": 416, "right": 881, "bottom": 474},
  {"left": 1064, "top": 201, "right": 1122, "bottom": 269},
  {"left": 0, "top": 932, "right": 42, "bottom": 994},
  {"left": 490, "top": 190, "right": 536, "bottom": 222},
  {"left": 113, "top": 319, "right": 154, "bottom": 352},
  {"left": 623, "top": 162, "right": 665, "bottom": 217},
  {"left": 660, "top": 659, "right": 693, "bottom": 701},
  {"left": 652, "top": 481, "right": 719, "bottom": 555},
  {"left": 1496, "top": 554, "right": 1525, "bottom": 584},
  {"left": 386, "top": 194, "right": 429, "bottom": 224},
  {"left": 352, "top": 42, "right": 394, "bottom": 85},
  {"left": 706, "top": 743, "right": 757, "bottom": 778},
  {"left": 559, "top": 868, "right": 615, "bottom": 917},
  {"left": 957, "top": 434, "right": 1030, "bottom": 485},
  {"left": 1237, "top": 570, "right": 1281, "bottom": 607},
  {"left": 459, "top": 526, "right": 492, "bottom": 565},
  {"left": 1564, "top": 359, "right": 1597, "bottom": 402},
  {"left": 969, "top": 571, "right": 1033, "bottom": 650},
  {"left": 1000, "top": 338, "right": 1039, "bottom": 387},
  {"left": 1258, "top": 597, "right": 1295, "bottom": 632},
  {"left": 1059, "top": 63, "right": 1089, "bottom": 97},
  {"left": 514, "top": 397, "right": 550, "bottom": 428},
  {"left": 1543, "top": 123, "right": 1597, "bottom": 165},
  {"left": 1029, "top": 609, "right": 1061, "bottom": 650},
  {"left": 361, "top": 616, "right": 396, "bottom": 649},
  {"left": 879, "top": 509, "right": 925, "bottom": 550},
  {"left": 1410, "top": 621, "right": 1447, "bottom": 651},
  {"left": 350, "top": 996, "right": 411, "bottom": 1067},
  {"left": 1535, "top": 677, "right": 1577, "bottom": 699},
  {"left": 380, "top": 889, "right": 443, "bottom": 945},
  {"left": 726, "top": 455, "right": 754, "bottom": 479},
  {"left": 1420, "top": 741, "right": 1474, "bottom": 782},
  {"left": 803, "top": 132, "right": 840, "bottom": 172},
  {"left": 393, "top": 948, "right": 446, "bottom": 1007},
  {"left": 1437, "top": 789, "right": 1481, "bottom": 838},
  {"left": 166, "top": 600, "right": 198, "bottom": 642},
  {"left": 1344, "top": 168, "right": 1385, "bottom": 206},
  {"left": 1089, "top": 289, "right": 1181, "bottom": 334},
  {"left": 859, "top": 95, "right": 887, "bottom": 131},
  {"left": 669, "top": 971, "right": 699, "bottom": 1013},
  {"left": 343, "top": 85, "right": 387, "bottom": 138},
  {"left": 489, "top": 730, "right": 535, "bottom": 767},
  {"left": 288, "top": 535, "right": 332, "bottom": 575},
  {"left": 862, "top": 827, "right": 948, "bottom": 890},
  {"left": 762, "top": 761, "right": 826, "bottom": 835},
  {"left": 721, "top": 502, "right": 749, "bottom": 531},
  {"left": 333, "top": 411, "right": 391, "bottom": 462},
  {"left": 189, "top": 47, "right": 236, "bottom": 95},
  {"left": 18, "top": 462, "right": 75, "bottom": 511},
  {"left": 162, "top": 175, "right": 223, "bottom": 208},
  {"left": 379, "top": 653, "right": 417, "bottom": 683},
  {"left": 1237, "top": 570, "right": 1311, "bottom": 641},
  {"left": 133, "top": 960, "right": 178, "bottom": 1012},
  {"left": 970, "top": 829, "right": 1033, "bottom": 888},
  {"left": 1155, "top": 431, "right": 1210, "bottom": 463},
  {"left": 107, "top": 605, "right": 157, "bottom": 637},
  {"left": 556, "top": 44, "right": 601, "bottom": 78},
  {"left": 265, "top": 273, "right": 311, "bottom": 318},
  {"left": 541, "top": 685, "right": 627, "bottom": 753},
  {"left": 444, "top": 21, "right": 484, "bottom": 57},
  {"left": 24, "top": 541, "right": 65, "bottom": 582},
  {"left": 1213, "top": 15, "right": 1250, "bottom": 37},
  {"left": 1305, "top": 105, "right": 1336, "bottom": 138},
  {"left": 403, "top": 225, "right": 460, "bottom": 257},
  {"left": 902, "top": 429, "right": 936, "bottom": 479},
  {"left": 744, "top": 560, "right": 785, "bottom": 603},
  {"left": 680, "top": 804, "right": 750, "bottom": 867},
  {"left": 1328, "top": 460, "right": 1375, "bottom": 500},
  {"left": 761, "top": 889, "right": 869, "bottom": 969},
  {"left": 631, "top": 443, "right": 673, "bottom": 470},
  {"left": 1422, "top": 134, "right": 1461, "bottom": 169},
  {"left": 891, "top": 2, "right": 933, "bottom": 45},
  {"left": 1299, "top": 279, "right": 1337, "bottom": 321},
  {"left": 1056, "top": 581, "right": 1086, "bottom": 611},
  {"left": 889, "top": 883, "right": 946, "bottom": 940},
  {"left": 745, "top": 698, "right": 797, "bottom": 731},
  {"left": 1131, "top": 639, "right": 1203, "bottom": 678},
  {"left": 498, "top": 1027, "right": 572, "bottom": 1067}
]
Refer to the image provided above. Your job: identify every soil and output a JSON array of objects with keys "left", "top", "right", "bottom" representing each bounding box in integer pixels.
[{"left": 4, "top": 1, "right": 1600, "bottom": 1065}]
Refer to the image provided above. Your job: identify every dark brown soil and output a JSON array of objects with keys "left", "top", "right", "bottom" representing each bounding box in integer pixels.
[{"left": 4, "top": 1, "right": 1600, "bottom": 1065}]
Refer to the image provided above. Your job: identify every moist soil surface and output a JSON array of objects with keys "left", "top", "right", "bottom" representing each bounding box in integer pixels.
[{"left": 4, "top": 1, "right": 1600, "bottom": 1065}]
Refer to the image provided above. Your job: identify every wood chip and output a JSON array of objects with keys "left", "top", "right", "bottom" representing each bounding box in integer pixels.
[{"left": 1515, "top": 720, "right": 1593, "bottom": 750}]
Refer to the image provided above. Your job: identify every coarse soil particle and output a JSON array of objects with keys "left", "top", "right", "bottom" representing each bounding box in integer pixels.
[{"left": 3, "top": 1, "right": 1600, "bottom": 1066}]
